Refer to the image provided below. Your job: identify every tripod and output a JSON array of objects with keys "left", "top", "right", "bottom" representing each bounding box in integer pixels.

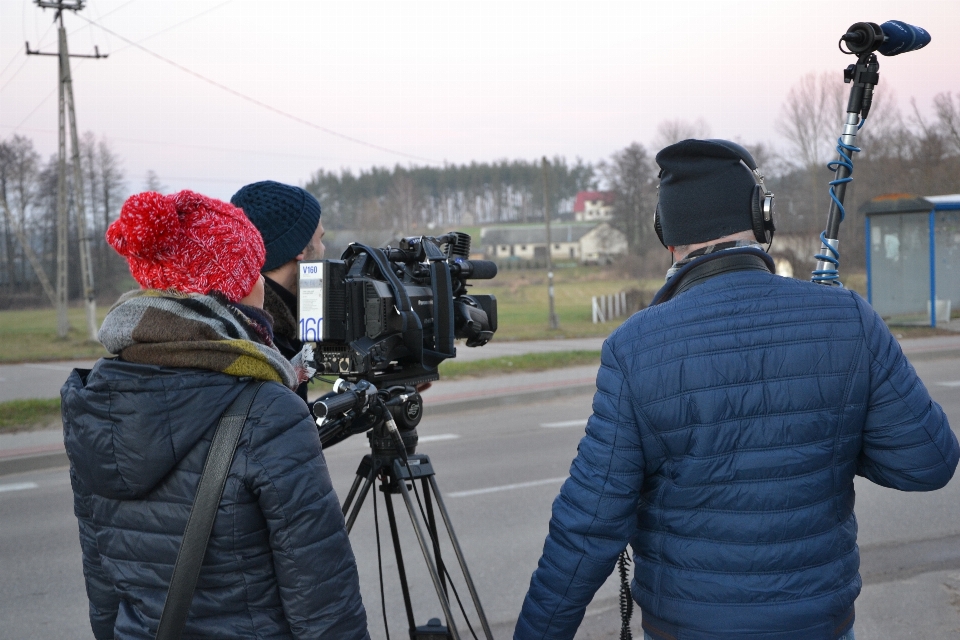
[{"left": 339, "top": 418, "right": 494, "bottom": 640}]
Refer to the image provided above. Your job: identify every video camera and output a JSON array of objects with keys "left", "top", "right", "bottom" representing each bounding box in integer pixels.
[{"left": 298, "top": 231, "right": 498, "bottom": 446}]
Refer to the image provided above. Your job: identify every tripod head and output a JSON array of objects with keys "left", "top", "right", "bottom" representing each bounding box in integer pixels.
[{"left": 315, "top": 379, "right": 422, "bottom": 454}]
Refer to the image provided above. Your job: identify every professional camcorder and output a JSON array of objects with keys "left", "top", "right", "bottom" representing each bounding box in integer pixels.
[{"left": 298, "top": 231, "right": 498, "bottom": 446}]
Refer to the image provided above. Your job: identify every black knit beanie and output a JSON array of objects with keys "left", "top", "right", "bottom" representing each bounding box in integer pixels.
[
  {"left": 655, "top": 139, "right": 758, "bottom": 246},
  {"left": 230, "top": 181, "right": 322, "bottom": 272}
]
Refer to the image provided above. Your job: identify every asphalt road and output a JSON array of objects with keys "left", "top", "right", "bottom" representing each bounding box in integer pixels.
[{"left": 2, "top": 356, "right": 959, "bottom": 639}]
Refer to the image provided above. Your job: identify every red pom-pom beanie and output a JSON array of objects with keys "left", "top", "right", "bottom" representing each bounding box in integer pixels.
[{"left": 107, "top": 190, "right": 266, "bottom": 302}]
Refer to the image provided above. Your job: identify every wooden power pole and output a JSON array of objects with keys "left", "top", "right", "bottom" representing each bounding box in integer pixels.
[
  {"left": 541, "top": 157, "right": 559, "bottom": 330},
  {"left": 27, "top": 0, "right": 106, "bottom": 340}
]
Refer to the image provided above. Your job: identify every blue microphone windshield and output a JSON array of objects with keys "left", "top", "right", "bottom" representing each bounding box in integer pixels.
[{"left": 878, "top": 20, "right": 931, "bottom": 56}]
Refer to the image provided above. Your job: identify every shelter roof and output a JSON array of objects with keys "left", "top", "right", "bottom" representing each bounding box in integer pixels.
[{"left": 861, "top": 193, "right": 960, "bottom": 216}]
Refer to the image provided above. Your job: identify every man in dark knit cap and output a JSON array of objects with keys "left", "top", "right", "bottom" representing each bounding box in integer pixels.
[
  {"left": 515, "top": 139, "right": 957, "bottom": 640},
  {"left": 232, "top": 180, "right": 324, "bottom": 403}
]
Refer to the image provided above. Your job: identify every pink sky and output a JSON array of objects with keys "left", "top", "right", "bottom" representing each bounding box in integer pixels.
[{"left": 1, "top": 0, "right": 958, "bottom": 200}]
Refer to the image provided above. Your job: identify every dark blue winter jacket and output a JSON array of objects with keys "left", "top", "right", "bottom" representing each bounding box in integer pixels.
[
  {"left": 62, "top": 359, "right": 369, "bottom": 639},
  {"left": 516, "top": 252, "right": 959, "bottom": 640}
]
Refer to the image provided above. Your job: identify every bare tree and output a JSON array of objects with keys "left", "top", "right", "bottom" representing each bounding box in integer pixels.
[
  {"left": 780, "top": 72, "right": 846, "bottom": 169},
  {"left": 600, "top": 143, "right": 658, "bottom": 256},
  {"left": 651, "top": 118, "right": 711, "bottom": 152},
  {"left": 143, "top": 170, "right": 166, "bottom": 193},
  {"left": 387, "top": 172, "right": 420, "bottom": 231},
  {"left": 0, "top": 136, "right": 41, "bottom": 292},
  {"left": 95, "top": 138, "right": 125, "bottom": 294},
  {"left": 779, "top": 72, "right": 847, "bottom": 231},
  {"left": 933, "top": 92, "right": 960, "bottom": 155}
]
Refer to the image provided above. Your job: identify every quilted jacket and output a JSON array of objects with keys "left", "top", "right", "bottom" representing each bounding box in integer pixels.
[
  {"left": 516, "top": 254, "right": 959, "bottom": 640},
  {"left": 62, "top": 359, "right": 368, "bottom": 639}
]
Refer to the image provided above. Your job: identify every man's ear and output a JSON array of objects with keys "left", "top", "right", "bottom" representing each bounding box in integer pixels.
[{"left": 295, "top": 251, "right": 306, "bottom": 262}]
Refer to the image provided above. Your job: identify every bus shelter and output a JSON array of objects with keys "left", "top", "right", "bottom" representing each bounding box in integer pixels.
[{"left": 863, "top": 194, "right": 960, "bottom": 327}]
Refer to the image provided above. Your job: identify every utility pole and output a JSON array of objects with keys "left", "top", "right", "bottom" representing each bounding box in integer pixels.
[
  {"left": 27, "top": 0, "right": 106, "bottom": 340},
  {"left": 541, "top": 157, "right": 559, "bottom": 330}
]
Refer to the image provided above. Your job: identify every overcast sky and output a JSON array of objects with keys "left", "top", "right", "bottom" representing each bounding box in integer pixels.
[{"left": 1, "top": 0, "right": 958, "bottom": 201}]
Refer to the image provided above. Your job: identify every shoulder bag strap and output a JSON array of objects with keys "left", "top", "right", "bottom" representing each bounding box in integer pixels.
[{"left": 155, "top": 381, "right": 264, "bottom": 640}]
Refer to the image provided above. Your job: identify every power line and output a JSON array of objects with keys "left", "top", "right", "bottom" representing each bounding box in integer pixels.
[
  {"left": 75, "top": 13, "right": 439, "bottom": 165},
  {"left": 0, "top": 59, "right": 31, "bottom": 92},
  {"left": 110, "top": 0, "right": 233, "bottom": 52},
  {"left": 7, "top": 2, "right": 231, "bottom": 130},
  {"left": 0, "top": 123, "right": 338, "bottom": 162},
  {"left": 0, "top": 19, "right": 55, "bottom": 83}
]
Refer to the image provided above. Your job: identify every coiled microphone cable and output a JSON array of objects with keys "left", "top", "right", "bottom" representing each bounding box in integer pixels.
[
  {"left": 812, "top": 118, "right": 866, "bottom": 286},
  {"left": 618, "top": 549, "right": 633, "bottom": 639}
]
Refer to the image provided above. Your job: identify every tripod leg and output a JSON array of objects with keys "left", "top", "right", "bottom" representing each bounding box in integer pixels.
[
  {"left": 428, "top": 476, "right": 494, "bottom": 640},
  {"left": 344, "top": 468, "right": 376, "bottom": 534},
  {"left": 383, "top": 486, "right": 418, "bottom": 636},
  {"left": 422, "top": 477, "right": 447, "bottom": 596},
  {"left": 398, "top": 477, "right": 461, "bottom": 640},
  {"left": 342, "top": 473, "right": 365, "bottom": 518}
]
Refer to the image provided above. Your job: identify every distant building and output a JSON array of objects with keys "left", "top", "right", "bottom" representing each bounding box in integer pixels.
[
  {"left": 481, "top": 222, "right": 627, "bottom": 265},
  {"left": 573, "top": 191, "right": 615, "bottom": 222}
]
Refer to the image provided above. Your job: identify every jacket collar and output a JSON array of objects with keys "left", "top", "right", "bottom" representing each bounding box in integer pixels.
[{"left": 651, "top": 246, "right": 775, "bottom": 306}]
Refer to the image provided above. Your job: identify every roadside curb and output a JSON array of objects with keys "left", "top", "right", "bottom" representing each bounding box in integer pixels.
[
  {"left": 0, "top": 451, "right": 69, "bottom": 477},
  {"left": 0, "top": 382, "right": 597, "bottom": 477}
]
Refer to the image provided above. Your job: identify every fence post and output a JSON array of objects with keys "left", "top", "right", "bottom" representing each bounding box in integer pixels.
[{"left": 593, "top": 296, "right": 606, "bottom": 324}]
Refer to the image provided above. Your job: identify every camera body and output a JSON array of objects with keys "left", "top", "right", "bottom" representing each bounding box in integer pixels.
[{"left": 299, "top": 231, "right": 497, "bottom": 388}]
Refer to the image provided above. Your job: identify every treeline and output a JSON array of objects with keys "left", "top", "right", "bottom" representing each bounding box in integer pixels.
[
  {"left": 2, "top": 78, "right": 958, "bottom": 308},
  {"left": 0, "top": 133, "right": 126, "bottom": 307},
  {"left": 305, "top": 158, "right": 597, "bottom": 231}
]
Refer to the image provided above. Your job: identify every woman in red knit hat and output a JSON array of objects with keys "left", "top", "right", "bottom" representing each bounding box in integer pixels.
[{"left": 61, "top": 190, "right": 369, "bottom": 639}]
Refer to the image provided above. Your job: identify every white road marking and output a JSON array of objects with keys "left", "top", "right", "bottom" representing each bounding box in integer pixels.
[
  {"left": 418, "top": 434, "right": 460, "bottom": 443},
  {"left": 448, "top": 476, "right": 568, "bottom": 498},
  {"left": 541, "top": 419, "right": 588, "bottom": 429},
  {"left": 938, "top": 381, "right": 960, "bottom": 387},
  {"left": 0, "top": 482, "right": 39, "bottom": 494}
]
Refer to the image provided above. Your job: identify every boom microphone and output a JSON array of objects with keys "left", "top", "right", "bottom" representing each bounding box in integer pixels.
[
  {"left": 841, "top": 20, "right": 930, "bottom": 56},
  {"left": 877, "top": 20, "right": 930, "bottom": 56}
]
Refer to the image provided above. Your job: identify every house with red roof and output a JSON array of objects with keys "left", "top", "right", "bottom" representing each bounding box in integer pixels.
[{"left": 573, "top": 191, "right": 615, "bottom": 222}]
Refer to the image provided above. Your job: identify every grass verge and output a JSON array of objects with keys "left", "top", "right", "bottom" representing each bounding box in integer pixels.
[
  {"left": 0, "top": 306, "right": 110, "bottom": 363},
  {"left": 0, "top": 398, "right": 62, "bottom": 434},
  {"left": 438, "top": 350, "right": 600, "bottom": 379}
]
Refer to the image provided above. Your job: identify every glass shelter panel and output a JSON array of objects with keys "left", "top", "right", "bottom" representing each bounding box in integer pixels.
[
  {"left": 935, "top": 210, "right": 960, "bottom": 323},
  {"left": 869, "top": 212, "right": 930, "bottom": 323}
]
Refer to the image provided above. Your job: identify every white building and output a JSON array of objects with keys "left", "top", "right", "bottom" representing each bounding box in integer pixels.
[
  {"left": 481, "top": 222, "right": 627, "bottom": 264},
  {"left": 573, "top": 191, "right": 615, "bottom": 222}
]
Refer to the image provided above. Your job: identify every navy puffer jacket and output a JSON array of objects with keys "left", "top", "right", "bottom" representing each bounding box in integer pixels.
[
  {"left": 516, "top": 260, "right": 958, "bottom": 640},
  {"left": 62, "top": 359, "right": 368, "bottom": 639}
]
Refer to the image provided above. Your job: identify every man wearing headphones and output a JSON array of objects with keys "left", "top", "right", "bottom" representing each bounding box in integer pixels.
[{"left": 514, "top": 139, "right": 958, "bottom": 640}]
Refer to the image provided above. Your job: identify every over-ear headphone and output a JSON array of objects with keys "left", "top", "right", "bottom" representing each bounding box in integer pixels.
[{"left": 654, "top": 141, "right": 775, "bottom": 247}]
